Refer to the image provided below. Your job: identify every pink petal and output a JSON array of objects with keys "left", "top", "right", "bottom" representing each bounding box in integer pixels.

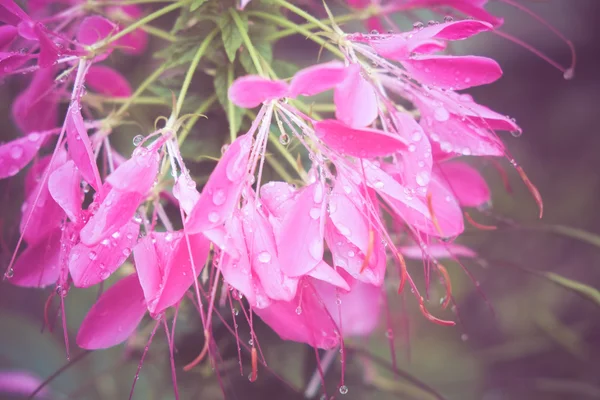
[
  {"left": 391, "top": 112, "right": 433, "bottom": 191},
  {"left": 69, "top": 221, "right": 139, "bottom": 287},
  {"left": 108, "top": 5, "right": 148, "bottom": 55},
  {"left": 443, "top": 91, "right": 521, "bottom": 132},
  {"left": 0, "top": 370, "right": 50, "bottom": 398},
  {"left": 172, "top": 174, "right": 200, "bottom": 215},
  {"left": 315, "top": 119, "right": 407, "bottom": 158},
  {"left": 48, "top": 160, "right": 83, "bottom": 222},
  {"left": 186, "top": 134, "right": 252, "bottom": 234},
  {"left": 65, "top": 106, "right": 102, "bottom": 192},
  {"left": 439, "top": 161, "right": 490, "bottom": 207},
  {"left": 12, "top": 67, "right": 58, "bottom": 133},
  {"left": 79, "top": 188, "right": 143, "bottom": 246},
  {"left": 289, "top": 61, "right": 348, "bottom": 98},
  {"left": 152, "top": 232, "right": 210, "bottom": 314},
  {"left": 313, "top": 275, "right": 382, "bottom": 336},
  {"left": 254, "top": 280, "right": 339, "bottom": 348},
  {"left": 77, "top": 16, "right": 117, "bottom": 46},
  {"left": 412, "top": 19, "right": 493, "bottom": 41},
  {"left": 307, "top": 261, "right": 350, "bottom": 291},
  {"left": 260, "top": 181, "right": 298, "bottom": 219},
  {"left": 86, "top": 65, "right": 132, "bottom": 97},
  {"left": 403, "top": 55, "right": 502, "bottom": 90},
  {"left": 76, "top": 273, "right": 146, "bottom": 349},
  {"left": 0, "top": 131, "right": 52, "bottom": 179},
  {"left": 35, "top": 23, "right": 61, "bottom": 68},
  {"left": 20, "top": 150, "right": 67, "bottom": 244},
  {"left": 0, "top": 0, "right": 31, "bottom": 26},
  {"left": 228, "top": 76, "right": 289, "bottom": 108},
  {"left": 334, "top": 63, "right": 378, "bottom": 128},
  {"left": 0, "top": 51, "right": 30, "bottom": 76},
  {"left": 106, "top": 147, "right": 160, "bottom": 194},
  {"left": 401, "top": 243, "right": 477, "bottom": 259},
  {"left": 242, "top": 203, "right": 298, "bottom": 301},
  {"left": 133, "top": 234, "right": 164, "bottom": 307},
  {"left": 277, "top": 182, "right": 325, "bottom": 277},
  {"left": 10, "top": 228, "right": 61, "bottom": 287}
]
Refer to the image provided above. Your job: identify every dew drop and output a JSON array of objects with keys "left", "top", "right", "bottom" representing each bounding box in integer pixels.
[
  {"left": 461, "top": 333, "right": 469, "bottom": 341},
  {"left": 248, "top": 338, "right": 254, "bottom": 346},
  {"left": 412, "top": 21, "right": 424, "bottom": 30},
  {"left": 279, "top": 133, "right": 290, "bottom": 145},
  {"left": 212, "top": 189, "right": 226, "bottom": 206},
  {"left": 122, "top": 248, "right": 131, "bottom": 257},
  {"left": 563, "top": 67, "right": 574, "bottom": 80},
  {"left": 28, "top": 132, "right": 40, "bottom": 142},
  {"left": 411, "top": 131, "right": 422, "bottom": 141},
  {"left": 309, "top": 239, "right": 323, "bottom": 260},
  {"left": 335, "top": 298, "right": 342, "bottom": 305},
  {"left": 339, "top": 385, "right": 348, "bottom": 395},
  {"left": 4, "top": 268, "right": 14, "bottom": 279},
  {"left": 336, "top": 223, "right": 351, "bottom": 237},
  {"left": 374, "top": 180, "right": 384, "bottom": 189},
  {"left": 309, "top": 207, "right": 321, "bottom": 220},
  {"left": 132, "top": 135, "right": 144, "bottom": 146},
  {"left": 295, "top": 306, "right": 302, "bottom": 315},
  {"left": 7, "top": 165, "right": 19, "bottom": 177},
  {"left": 88, "top": 251, "right": 97, "bottom": 260},
  {"left": 370, "top": 29, "right": 379, "bottom": 35},
  {"left": 10, "top": 146, "right": 23, "bottom": 159},
  {"left": 416, "top": 171, "right": 430, "bottom": 186},
  {"left": 510, "top": 129, "right": 522, "bottom": 138},
  {"left": 257, "top": 251, "right": 271, "bottom": 263},
  {"left": 408, "top": 144, "right": 416, "bottom": 152},
  {"left": 347, "top": 250, "right": 355, "bottom": 257},
  {"left": 221, "top": 144, "right": 229, "bottom": 154},
  {"left": 434, "top": 107, "right": 450, "bottom": 122},
  {"left": 208, "top": 211, "right": 219, "bottom": 223},
  {"left": 444, "top": 15, "right": 454, "bottom": 22}
]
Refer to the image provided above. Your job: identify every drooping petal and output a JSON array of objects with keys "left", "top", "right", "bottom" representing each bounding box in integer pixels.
[
  {"left": 260, "top": 181, "right": 298, "bottom": 219},
  {"left": 228, "top": 76, "right": 288, "bottom": 108},
  {"left": 392, "top": 112, "right": 433, "bottom": 191},
  {"left": 186, "top": 133, "right": 252, "bottom": 234},
  {"left": 152, "top": 232, "right": 210, "bottom": 314},
  {"left": 289, "top": 61, "right": 348, "bottom": 98},
  {"left": 77, "top": 16, "right": 117, "bottom": 46},
  {"left": 0, "top": 51, "right": 30, "bottom": 76},
  {"left": 313, "top": 274, "right": 382, "bottom": 336},
  {"left": 47, "top": 160, "right": 83, "bottom": 223},
  {"left": 307, "top": 261, "right": 350, "bottom": 291},
  {"left": 403, "top": 55, "right": 502, "bottom": 90},
  {"left": 79, "top": 189, "right": 143, "bottom": 246},
  {"left": 0, "top": 131, "right": 52, "bottom": 179},
  {"left": 315, "top": 119, "right": 407, "bottom": 158},
  {"left": 411, "top": 19, "right": 494, "bottom": 41},
  {"left": 0, "top": 0, "right": 30, "bottom": 26},
  {"left": 105, "top": 147, "right": 160, "bottom": 194},
  {"left": 172, "top": 174, "right": 200, "bottom": 215},
  {"left": 65, "top": 106, "right": 103, "bottom": 192},
  {"left": 277, "top": 182, "right": 325, "bottom": 277},
  {"left": 254, "top": 280, "right": 339, "bottom": 348},
  {"left": 108, "top": 5, "right": 148, "bottom": 55},
  {"left": 334, "top": 63, "right": 378, "bottom": 128},
  {"left": 76, "top": 273, "right": 147, "bottom": 349},
  {"left": 10, "top": 228, "right": 61, "bottom": 287},
  {"left": 12, "top": 67, "right": 58, "bottom": 133},
  {"left": 439, "top": 162, "right": 490, "bottom": 207},
  {"left": 242, "top": 203, "right": 298, "bottom": 301},
  {"left": 69, "top": 221, "right": 139, "bottom": 287},
  {"left": 133, "top": 234, "right": 164, "bottom": 307},
  {"left": 86, "top": 65, "right": 132, "bottom": 97}
]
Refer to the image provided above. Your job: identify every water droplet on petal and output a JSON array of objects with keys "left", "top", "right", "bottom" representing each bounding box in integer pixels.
[
  {"left": 339, "top": 385, "right": 348, "bottom": 395},
  {"left": 434, "top": 107, "right": 450, "bottom": 122},
  {"left": 257, "top": 251, "right": 271, "bottom": 263},
  {"left": 132, "top": 135, "right": 144, "bottom": 146},
  {"left": 279, "top": 133, "right": 290, "bottom": 145},
  {"left": 208, "top": 211, "right": 219, "bottom": 223},
  {"left": 444, "top": 15, "right": 454, "bottom": 22},
  {"left": 337, "top": 223, "right": 352, "bottom": 237},
  {"left": 413, "top": 21, "right": 424, "bottom": 30},
  {"left": 374, "top": 180, "right": 384, "bottom": 189},
  {"left": 563, "top": 68, "right": 574, "bottom": 80},
  {"left": 4, "top": 268, "right": 14, "bottom": 279},
  {"left": 10, "top": 146, "right": 23, "bottom": 160},
  {"left": 212, "top": 189, "right": 226, "bottom": 206},
  {"left": 309, "top": 208, "right": 321, "bottom": 220},
  {"left": 416, "top": 171, "right": 430, "bottom": 187},
  {"left": 88, "top": 251, "right": 97, "bottom": 260},
  {"left": 309, "top": 239, "right": 323, "bottom": 260},
  {"left": 295, "top": 306, "right": 302, "bottom": 315}
]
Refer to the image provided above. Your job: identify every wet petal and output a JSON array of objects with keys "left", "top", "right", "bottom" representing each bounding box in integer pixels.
[
  {"left": 66, "top": 106, "right": 102, "bottom": 192},
  {"left": 439, "top": 161, "right": 490, "bottom": 207},
  {"left": 12, "top": 67, "right": 58, "bottom": 133},
  {"left": 48, "top": 160, "right": 83, "bottom": 223},
  {"left": 105, "top": 147, "right": 160, "bottom": 194},
  {"left": 228, "top": 76, "right": 288, "bottom": 108},
  {"left": 86, "top": 65, "right": 132, "bottom": 97},
  {"left": 0, "top": 131, "right": 52, "bottom": 179},
  {"left": 289, "top": 61, "right": 347, "bottom": 98},
  {"left": 77, "top": 16, "right": 117, "bottom": 46},
  {"left": 401, "top": 243, "right": 477, "bottom": 259},
  {"left": 334, "top": 63, "right": 378, "bottom": 128},
  {"left": 10, "top": 228, "right": 61, "bottom": 287},
  {"left": 77, "top": 273, "right": 146, "bottom": 349}
]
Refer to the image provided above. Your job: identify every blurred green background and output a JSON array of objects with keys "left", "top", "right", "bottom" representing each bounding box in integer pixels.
[{"left": 1, "top": 0, "right": 600, "bottom": 399}]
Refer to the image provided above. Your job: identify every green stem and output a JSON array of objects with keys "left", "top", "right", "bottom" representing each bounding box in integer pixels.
[
  {"left": 266, "top": 13, "right": 358, "bottom": 41},
  {"left": 229, "top": 8, "right": 265, "bottom": 76},
  {"left": 249, "top": 11, "right": 344, "bottom": 59},
  {"left": 178, "top": 95, "right": 217, "bottom": 145},
  {"left": 271, "top": 0, "right": 332, "bottom": 33},
  {"left": 175, "top": 28, "right": 219, "bottom": 117},
  {"left": 114, "top": 63, "right": 169, "bottom": 119},
  {"left": 140, "top": 24, "right": 179, "bottom": 42},
  {"left": 265, "top": 153, "right": 295, "bottom": 183},
  {"left": 227, "top": 65, "right": 237, "bottom": 142},
  {"left": 95, "top": 0, "right": 188, "bottom": 49},
  {"left": 87, "top": 95, "right": 170, "bottom": 106}
]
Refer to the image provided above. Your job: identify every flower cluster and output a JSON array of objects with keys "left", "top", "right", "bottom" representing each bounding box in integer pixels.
[{"left": 0, "top": 0, "right": 568, "bottom": 396}]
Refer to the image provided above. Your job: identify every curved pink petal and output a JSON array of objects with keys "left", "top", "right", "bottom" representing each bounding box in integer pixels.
[
  {"left": 35, "top": 23, "right": 61, "bottom": 68},
  {"left": 0, "top": 0, "right": 30, "bottom": 26},
  {"left": 105, "top": 147, "right": 160, "bottom": 194},
  {"left": 69, "top": 221, "right": 139, "bottom": 287},
  {"left": 313, "top": 275, "right": 382, "bottom": 336},
  {"left": 77, "top": 16, "right": 117, "bottom": 46},
  {"left": 107, "top": 5, "right": 148, "bottom": 55},
  {"left": 186, "top": 133, "right": 252, "bottom": 234},
  {"left": 254, "top": 281, "right": 339, "bottom": 349},
  {"left": 412, "top": 19, "right": 493, "bottom": 41},
  {"left": 401, "top": 243, "right": 477, "bottom": 260},
  {"left": 65, "top": 106, "right": 102, "bottom": 192},
  {"left": 307, "top": 261, "right": 350, "bottom": 291},
  {"left": 242, "top": 203, "right": 298, "bottom": 301},
  {"left": 260, "top": 181, "right": 298, "bottom": 219},
  {"left": 10, "top": 228, "right": 61, "bottom": 287},
  {"left": 443, "top": 91, "right": 521, "bottom": 132},
  {"left": 48, "top": 160, "right": 83, "bottom": 222},
  {"left": 77, "top": 273, "right": 146, "bottom": 349},
  {"left": 133, "top": 234, "right": 168, "bottom": 307},
  {"left": 79, "top": 188, "right": 143, "bottom": 246},
  {"left": 334, "top": 63, "right": 378, "bottom": 128},
  {"left": 172, "top": 174, "right": 200, "bottom": 215},
  {"left": 0, "top": 51, "right": 30, "bottom": 76},
  {"left": 315, "top": 119, "right": 407, "bottom": 158},
  {"left": 278, "top": 182, "right": 325, "bottom": 277},
  {"left": 12, "top": 67, "right": 58, "bottom": 133},
  {"left": 0, "top": 131, "right": 52, "bottom": 179},
  {"left": 404, "top": 55, "right": 502, "bottom": 90},
  {"left": 86, "top": 65, "right": 132, "bottom": 97},
  {"left": 439, "top": 162, "right": 490, "bottom": 207},
  {"left": 228, "top": 76, "right": 289, "bottom": 108},
  {"left": 152, "top": 232, "right": 210, "bottom": 314},
  {"left": 20, "top": 150, "right": 67, "bottom": 244},
  {"left": 289, "top": 61, "right": 347, "bottom": 98}
]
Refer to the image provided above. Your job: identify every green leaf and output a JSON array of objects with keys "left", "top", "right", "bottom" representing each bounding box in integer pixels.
[
  {"left": 544, "top": 272, "right": 600, "bottom": 308},
  {"left": 272, "top": 59, "right": 299, "bottom": 79},
  {"left": 214, "top": 69, "right": 242, "bottom": 133},
  {"left": 190, "top": 0, "right": 208, "bottom": 11},
  {"left": 239, "top": 40, "right": 272, "bottom": 74},
  {"left": 218, "top": 10, "right": 248, "bottom": 62}
]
